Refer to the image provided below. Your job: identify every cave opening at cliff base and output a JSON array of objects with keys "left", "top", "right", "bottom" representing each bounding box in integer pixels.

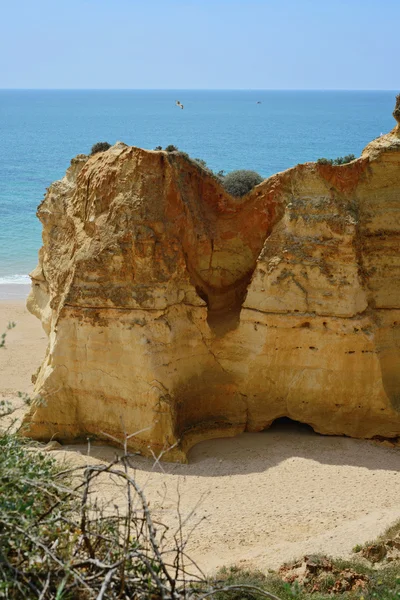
[
  {"left": 264, "top": 417, "right": 318, "bottom": 436},
  {"left": 186, "top": 417, "right": 321, "bottom": 464}
]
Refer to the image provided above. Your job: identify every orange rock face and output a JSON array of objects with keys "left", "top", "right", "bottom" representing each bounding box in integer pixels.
[{"left": 24, "top": 122, "right": 400, "bottom": 461}]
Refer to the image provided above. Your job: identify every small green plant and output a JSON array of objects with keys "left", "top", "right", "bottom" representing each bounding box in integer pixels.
[
  {"left": 317, "top": 154, "right": 356, "bottom": 166},
  {"left": 191, "top": 157, "right": 214, "bottom": 175},
  {"left": 90, "top": 141, "right": 111, "bottom": 155},
  {"left": 380, "top": 518, "right": 400, "bottom": 541},
  {"left": 166, "top": 150, "right": 226, "bottom": 182},
  {"left": 154, "top": 145, "right": 163, "bottom": 150},
  {"left": 393, "top": 93, "right": 400, "bottom": 123},
  {"left": 222, "top": 169, "right": 263, "bottom": 197},
  {"left": 0, "top": 321, "right": 16, "bottom": 349},
  {"left": 333, "top": 154, "right": 356, "bottom": 165},
  {"left": 190, "top": 158, "right": 226, "bottom": 180},
  {"left": 193, "top": 158, "right": 208, "bottom": 169},
  {"left": 0, "top": 398, "right": 13, "bottom": 418},
  {"left": 209, "top": 566, "right": 277, "bottom": 600}
]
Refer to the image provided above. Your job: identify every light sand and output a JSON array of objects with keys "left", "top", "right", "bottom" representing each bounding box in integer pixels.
[
  {"left": 0, "top": 297, "right": 48, "bottom": 429},
  {"left": 0, "top": 284, "right": 31, "bottom": 301},
  {"left": 0, "top": 298, "right": 47, "bottom": 394},
  {"left": 1, "top": 298, "right": 400, "bottom": 574}
]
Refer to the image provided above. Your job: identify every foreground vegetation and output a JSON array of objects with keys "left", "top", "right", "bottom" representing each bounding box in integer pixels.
[
  {"left": 1, "top": 423, "right": 399, "bottom": 599},
  {"left": 0, "top": 428, "right": 285, "bottom": 599}
]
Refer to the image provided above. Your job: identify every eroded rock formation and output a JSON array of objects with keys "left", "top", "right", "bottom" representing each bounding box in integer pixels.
[{"left": 24, "top": 112, "right": 400, "bottom": 461}]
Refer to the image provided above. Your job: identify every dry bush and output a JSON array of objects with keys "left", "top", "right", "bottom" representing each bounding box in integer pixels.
[{"left": 0, "top": 433, "right": 282, "bottom": 599}]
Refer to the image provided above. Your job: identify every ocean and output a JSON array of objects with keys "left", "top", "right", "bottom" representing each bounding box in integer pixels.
[{"left": 0, "top": 89, "right": 396, "bottom": 286}]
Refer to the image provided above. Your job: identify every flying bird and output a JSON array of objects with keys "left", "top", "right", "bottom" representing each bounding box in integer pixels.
[{"left": 176, "top": 100, "right": 184, "bottom": 110}]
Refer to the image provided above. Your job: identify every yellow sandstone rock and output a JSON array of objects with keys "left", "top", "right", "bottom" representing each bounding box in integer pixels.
[{"left": 23, "top": 112, "right": 400, "bottom": 461}]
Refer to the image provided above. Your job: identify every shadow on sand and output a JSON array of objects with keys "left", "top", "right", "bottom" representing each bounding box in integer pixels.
[{"left": 59, "top": 417, "right": 400, "bottom": 477}]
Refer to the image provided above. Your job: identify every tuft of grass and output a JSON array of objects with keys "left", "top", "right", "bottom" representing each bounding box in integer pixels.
[
  {"left": 0, "top": 321, "right": 16, "bottom": 349},
  {"left": 211, "top": 566, "right": 270, "bottom": 599},
  {"left": 378, "top": 519, "right": 400, "bottom": 542},
  {"left": 351, "top": 519, "right": 400, "bottom": 554}
]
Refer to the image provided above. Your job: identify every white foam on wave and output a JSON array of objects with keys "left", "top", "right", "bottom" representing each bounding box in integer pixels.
[{"left": 0, "top": 274, "right": 31, "bottom": 285}]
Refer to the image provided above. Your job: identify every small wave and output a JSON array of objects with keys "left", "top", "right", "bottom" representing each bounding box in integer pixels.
[{"left": 0, "top": 274, "right": 31, "bottom": 285}]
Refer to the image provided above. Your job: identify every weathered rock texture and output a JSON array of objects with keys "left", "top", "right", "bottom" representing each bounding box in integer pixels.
[{"left": 24, "top": 119, "right": 400, "bottom": 461}]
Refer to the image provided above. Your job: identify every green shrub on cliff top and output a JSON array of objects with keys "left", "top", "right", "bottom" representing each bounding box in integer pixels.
[
  {"left": 317, "top": 154, "right": 356, "bottom": 166},
  {"left": 165, "top": 144, "right": 178, "bottom": 152},
  {"left": 333, "top": 154, "right": 356, "bottom": 165},
  {"left": 222, "top": 169, "right": 263, "bottom": 197},
  {"left": 90, "top": 141, "right": 111, "bottom": 155}
]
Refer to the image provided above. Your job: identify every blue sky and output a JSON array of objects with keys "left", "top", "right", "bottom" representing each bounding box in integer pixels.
[{"left": 1, "top": 0, "right": 398, "bottom": 89}]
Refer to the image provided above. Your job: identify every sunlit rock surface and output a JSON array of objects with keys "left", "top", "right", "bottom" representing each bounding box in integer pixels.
[{"left": 24, "top": 117, "right": 400, "bottom": 461}]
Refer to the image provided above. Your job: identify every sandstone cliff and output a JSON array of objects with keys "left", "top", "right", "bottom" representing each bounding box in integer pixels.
[{"left": 24, "top": 113, "right": 400, "bottom": 461}]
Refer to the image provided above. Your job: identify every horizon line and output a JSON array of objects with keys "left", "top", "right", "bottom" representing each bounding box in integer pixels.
[{"left": 0, "top": 88, "right": 398, "bottom": 92}]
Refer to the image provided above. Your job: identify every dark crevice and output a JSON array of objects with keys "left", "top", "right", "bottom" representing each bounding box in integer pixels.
[
  {"left": 195, "top": 286, "right": 208, "bottom": 305},
  {"left": 170, "top": 159, "right": 285, "bottom": 337},
  {"left": 266, "top": 416, "right": 318, "bottom": 435},
  {"left": 193, "top": 270, "right": 255, "bottom": 336}
]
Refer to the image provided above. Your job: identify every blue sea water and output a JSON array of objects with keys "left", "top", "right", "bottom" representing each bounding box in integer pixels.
[{"left": 0, "top": 89, "right": 396, "bottom": 283}]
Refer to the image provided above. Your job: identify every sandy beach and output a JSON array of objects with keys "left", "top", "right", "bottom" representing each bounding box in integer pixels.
[{"left": 1, "top": 292, "right": 400, "bottom": 574}]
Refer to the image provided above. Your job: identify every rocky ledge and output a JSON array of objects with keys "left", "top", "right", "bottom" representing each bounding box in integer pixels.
[{"left": 23, "top": 110, "right": 400, "bottom": 461}]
